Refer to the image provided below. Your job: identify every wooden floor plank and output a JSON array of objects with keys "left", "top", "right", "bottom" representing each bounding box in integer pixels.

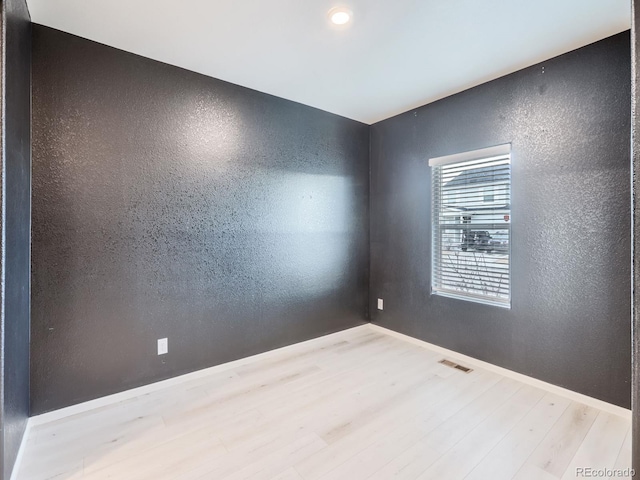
[
  {"left": 366, "top": 440, "right": 441, "bottom": 480},
  {"left": 613, "top": 425, "right": 632, "bottom": 475},
  {"left": 270, "top": 468, "right": 304, "bottom": 480},
  {"left": 465, "top": 392, "right": 571, "bottom": 480},
  {"left": 519, "top": 402, "right": 600, "bottom": 478},
  {"left": 559, "top": 411, "right": 629, "bottom": 480},
  {"left": 417, "top": 385, "right": 546, "bottom": 480}
]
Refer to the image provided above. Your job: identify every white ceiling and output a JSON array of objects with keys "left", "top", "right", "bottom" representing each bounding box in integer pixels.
[{"left": 26, "top": 0, "right": 630, "bottom": 124}]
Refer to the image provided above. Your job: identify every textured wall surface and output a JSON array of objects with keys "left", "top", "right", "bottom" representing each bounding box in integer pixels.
[
  {"left": 31, "top": 26, "right": 369, "bottom": 414},
  {"left": 0, "top": 0, "right": 31, "bottom": 478},
  {"left": 370, "top": 32, "right": 631, "bottom": 408},
  {"left": 632, "top": 0, "right": 639, "bottom": 469}
]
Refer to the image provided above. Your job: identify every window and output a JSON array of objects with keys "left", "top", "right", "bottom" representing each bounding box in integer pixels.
[{"left": 429, "top": 144, "right": 511, "bottom": 307}]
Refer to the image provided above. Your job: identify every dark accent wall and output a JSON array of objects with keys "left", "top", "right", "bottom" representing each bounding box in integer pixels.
[
  {"left": 0, "top": 0, "right": 31, "bottom": 478},
  {"left": 370, "top": 32, "right": 631, "bottom": 408},
  {"left": 31, "top": 26, "right": 369, "bottom": 414},
  {"left": 632, "top": 0, "right": 639, "bottom": 470}
]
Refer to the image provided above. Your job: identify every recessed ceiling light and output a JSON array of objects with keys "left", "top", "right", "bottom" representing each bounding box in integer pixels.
[{"left": 328, "top": 7, "right": 352, "bottom": 26}]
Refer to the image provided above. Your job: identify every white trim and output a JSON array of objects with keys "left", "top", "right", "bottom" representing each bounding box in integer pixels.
[
  {"left": 9, "top": 418, "right": 32, "bottom": 480},
  {"left": 28, "top": 322, "right": 631, "bottom": 428},
  {"left": 428, "top": 143, "right": 511, "bottom": 167},
  {"left": 367, "top": 323, "right": 631, "bottom": 420},
  {"left": 29, "top": 324, "right": 367, "bottom": 427},
  {"left": 432, "top": 289, "right": 511, "bottom": 309}
]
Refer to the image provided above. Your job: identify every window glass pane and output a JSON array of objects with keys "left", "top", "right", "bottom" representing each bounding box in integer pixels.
[{"left": 431, "top": 147, "right": 511, "bottom": 307}]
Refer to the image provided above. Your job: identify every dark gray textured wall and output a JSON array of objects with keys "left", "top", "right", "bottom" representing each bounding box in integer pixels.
[
  {"left": 31, "top": 26, "right": 369, "bottom": 414},
  {"left": 370, "top": 32, "right": 631, "bottom": 408},
  {"left": 0, "top": 0, "right": 31, "bottom": 478},
  {"left": 632, "top": 0, "right": 639, "bottom": 470}
]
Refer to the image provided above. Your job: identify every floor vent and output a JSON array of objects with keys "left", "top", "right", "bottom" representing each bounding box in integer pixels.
[{"left": 439, "top": 359, "right": 473, "bottom": 373}]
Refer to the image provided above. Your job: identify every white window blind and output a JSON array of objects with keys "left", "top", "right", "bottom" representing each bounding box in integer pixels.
[{"left": 429, "top": 145, "right": 511, "bottom": 307}]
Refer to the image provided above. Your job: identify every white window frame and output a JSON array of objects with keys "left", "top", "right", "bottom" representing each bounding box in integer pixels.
[{"left": 429, "top": 144, "right": 511, "bottom": 308}]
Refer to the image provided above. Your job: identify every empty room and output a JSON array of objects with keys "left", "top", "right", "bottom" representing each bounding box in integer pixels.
[{"left": 1, "top": 0, "right": 639, "bottom": 479}]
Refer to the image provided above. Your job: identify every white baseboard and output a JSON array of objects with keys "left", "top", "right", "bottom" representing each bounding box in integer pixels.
[
  {"left": 368, "top": 323, "right": 631, "bottom": 420},
  {"left": 10, "top": 418, "right": 32, "bottom": 480},
  {"left": 28, "top": 324, "right": 368, "bottom": 427},
  {"left": 28, "top": 321, "right": 630, "bottom": 430}
]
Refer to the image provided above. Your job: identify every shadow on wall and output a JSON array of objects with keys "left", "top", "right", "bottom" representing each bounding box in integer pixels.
[{"left": 30, "top": 25, "right": 370, "bottom": 415}]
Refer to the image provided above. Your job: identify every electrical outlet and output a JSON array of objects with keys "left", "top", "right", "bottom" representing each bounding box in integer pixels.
[
  {"left": 377, "top": 298, "right": 384, "bottom": 310},
  {"left": 157, "top": 338, "right": 168, "bottom": 355}
]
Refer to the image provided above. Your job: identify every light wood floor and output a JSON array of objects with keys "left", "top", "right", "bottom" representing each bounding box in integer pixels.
[{"left": 17, "top": 326, "right": 631, "bottom": 480}]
